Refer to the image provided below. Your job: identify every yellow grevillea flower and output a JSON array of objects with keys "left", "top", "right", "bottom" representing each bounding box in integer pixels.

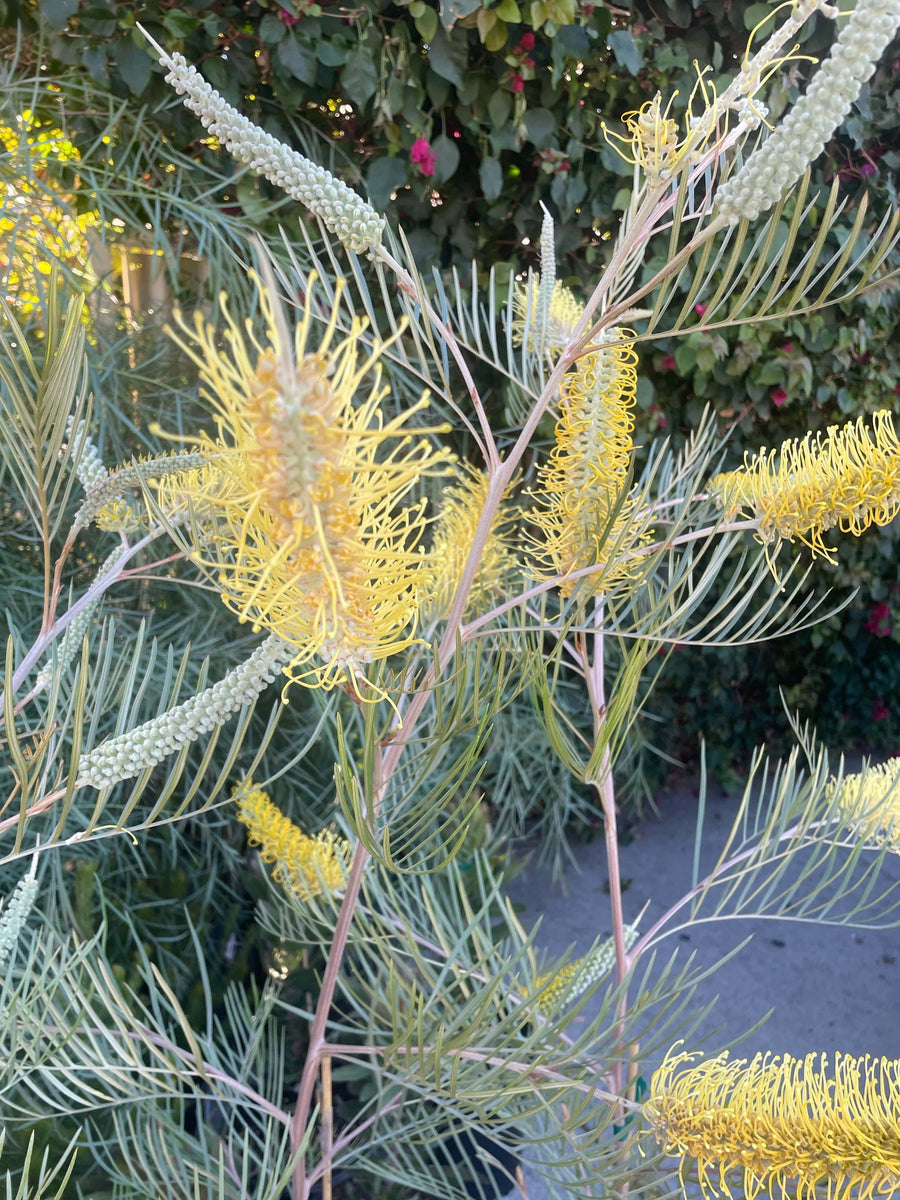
[
  {"left": 709, "top": 412, "right": 900, "bottom": 563},
  {"left": 530, "top": 335, "right": 648, "bottom": 596},
  {"left": 512, "top": 277, "right": 584, "bottom": 355},
  {"left": 828, "top": 759, "right": 900, "bottom": 852},
  {"left": 646, "top": 1050, "right": 900, "bottom": 1200},
  {"left": 235, "top": 784, "right": 349, "bottom": 901},
  {"left": 424, "top": 464, "right": 521, "bottom": 621},
  {"left": 161, "top": 274, "right": 452, "bottom": 691},
  {"left": 603, "top": 76, "right": 716, "bottom": 184}
]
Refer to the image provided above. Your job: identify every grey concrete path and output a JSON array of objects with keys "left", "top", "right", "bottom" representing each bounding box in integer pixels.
[{"left": 503, "top": 775, "right": 900, "bottom": 1199}]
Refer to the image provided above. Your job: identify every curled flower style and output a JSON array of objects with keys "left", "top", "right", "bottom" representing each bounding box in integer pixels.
[
  {"left": 512, "top": 277, "right": 584, "bottom": 355},
  {"left": 161, "top": 275, "right": 452, "bottom": 691},
  {"left": 530, "top": 335, "right": 649, "bottom": 596},
  {"left": 828, "top": 759, "right": 900, "bottom": 851},
  {"left": 235, "top": 784, "right": 349, "bottom": 901},
  {"left": 603, "top": 73, "right": 716, "bottom": 185},
  {"left": 534, "top": 924, "right": 638, "bottom": 1015},
  {"left": 646, "top": 1049, "right": 900, "bottom": 1200},
  {"left": 709, "top": 412, "right": 900, "bottom": 562},
  {"left": 423, "top": 464, "right": 521, "bottom": 622},
  {"left": 715, "top": 0, "right": 900, "bottom": 222}
]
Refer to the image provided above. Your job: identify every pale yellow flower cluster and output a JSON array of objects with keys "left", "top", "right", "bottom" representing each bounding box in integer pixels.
[
  {"left": 512, "top": 278, "right": 585, "bottom": 355},
  {"left": 424, "top": 464, "right": 521, "bottom": 621},
  {"left": 646, "top": 1050, "right": 900, "bottom": 1200},
  {"left": 828, "top": 759, "right": 900, "bottom": 851},
  {"left": 235, "top": 784, "right": 349, "bottom": 902},
  {"left": 530, "top": 337, "right": 649, "bottom": 596},
  {"left": 533, "top": 924, "right": 639, "bottom": 1014},
  {"left": 710, "top": 412, "right": 900, "bottom": 561},
  {"left": 161, "top": 276, "right": 453, "bottom": 691}
]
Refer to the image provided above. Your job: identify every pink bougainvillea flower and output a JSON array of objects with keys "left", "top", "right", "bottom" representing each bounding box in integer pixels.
[
  {"left": 865, "top": 602, "right": 892, "bottom": 637},
  {"left": 772, "top": 387, "right": 788, "bottom": 407},
  {"left": 694, "top": 303, "right": 707, "bottom": 316},
  {"left": 279, "top": 6, "right": 300, "bottom": 24},
  {"left": 520, "top": 31, "right": 536, "bottom": 49},
  {"left": 780, "top": 343, "right": 794, "bottom": 354},
  {"left": 874, "top": 699, "right": 891, "bottom": 721},
  {"left": 410, "top": 137, "right": 436, "bottom": 177},
  {"left": 510, "top": 73, "right": 525, "bottom": 91},
  {"left": 661, "top": 354, "right": 676, "bottom": 370}
]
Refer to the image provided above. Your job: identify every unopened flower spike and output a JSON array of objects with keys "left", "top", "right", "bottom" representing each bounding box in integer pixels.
[
  {"left": 140, "top": 27, "right": 385, "bottom": 255},
  {"left": 646, "top": 1049, "right": 900, "bottom": 1200},
  {"left": 159, "top": 268, "right": 453, "bottom": 693},
  {"left": 0, "top": 862, "right": 40, "bottom": 975},
  {"left": 234, "top": 782, "right": 349, "bottom": 902},
  {"left": 66, "top": 417, "right": 107, "bottom": 492},
  {"left": 77, "top": 635, "right": 295, "bottom": 788},
  {"left": 715, "top": 0, "right": 900, "bottom": 222},
  {"left": 33, "top": 547, "right": 123, "bottom": 695},
  {"left": 536, "top": 206, "right": 557, "bottom": 358},
  {"left": 709, "top": 411, "right": 900, "bottom": 563},
  {"left": 73, "top": 451, "right": 208, "bottom": 532},
  {"left": 534, "top": 923, "right": 639, "bottom": 1015}
]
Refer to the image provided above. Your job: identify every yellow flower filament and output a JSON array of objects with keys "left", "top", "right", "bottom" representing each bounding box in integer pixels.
[
  {"left": 828, "top": 760, "right": 900, "bottom": 852},
  {"left": 647, "top": 1050, "right": 900, "bottom": 1200},
  {"left": 235, "top": 784, "right": 349, "bottom": 901},
  {"left": 161, "top": 275, "right": 452, "bottom": 690},
  {"left": 425, "top": 464, "right": 521, "bottom": 621},
  {"left": 531, "top": 336, "right": 648, "bottom": 595},
  {"left": 512, "top": 278, "right": 585, "bottom": 355},
  {"left": 710, "top": 412, "right": 900, "bottom": 562}
]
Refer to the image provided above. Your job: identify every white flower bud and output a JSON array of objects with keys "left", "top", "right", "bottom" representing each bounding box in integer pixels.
[
  {"left": 77, "top": 635, "right": 295, "bottom": 788},
  {"left": 153, "top": 47, "right": 384, "bottom": 254},
  {"left": 66, "top": 418, "right": 107, "bottom": 491},
  {"left": 716, "top": 0, "right": 900, "bottom": 222},
  {"left": 0, "top": 871, "right": 39, "bottom": 973},
  {"left": 33, "top": 547, "right": 123, "bottom": 695}
]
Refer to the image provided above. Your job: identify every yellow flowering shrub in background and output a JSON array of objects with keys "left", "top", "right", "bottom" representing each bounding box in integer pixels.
[{"left": 0, "top": 112, "right": 98, "bottom": 315}]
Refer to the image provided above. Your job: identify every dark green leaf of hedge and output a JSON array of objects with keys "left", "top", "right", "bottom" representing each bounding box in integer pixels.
[
  {"left": 428, "top": 26, "right": 468, "bottom": 88},
  {"left": 316, "top": 40, "right": 348, "bottom": 66},
  {"left": 366, "top": 155, "right": 408, "bottom": 209},
  {"left": 415, "top": 6, "right": 439, "bottom": 40},
  {"left": 440, "top": 0, "right": 481, "bottom": 27},
  {"left": 114, "top": 40, "right": 152, "bottom": 97},
  {"left": 81, "top": 44, "right": 109, "bottom": 86},
  {"left": 556, "top": 24, "right": 590, "bottom": 56},
  {"left": 40, "top": 0, "right": 77, "bottom": 30},
  {"left": 607, "top": 29, "right": 643, "bottom": 76},
  {"left": 480, "top": 156, "right": 503, "bottom": 201},
  {"left": 277, "top": 35, "right": 317, "bottom": 85},
  {"left": 342, "top": 48, "right": 379, "bottom": 107},
  {"left": 431, "top": 134, "right": 461, "bottom": 183},
  {"left": 524, "top": 107, "right": 555, "bottom": 148},
  {"left": 161, "top": 9, "right": 201, "bottom": 39},
  {"left": 488, "top": 88, "right": 511, "bottom": 128},
  {"left": 259, "top": 12, "right": 288, "bottom": 44},
  {"left": 743, "top": 2, "right": 773, "bottom": 31}
]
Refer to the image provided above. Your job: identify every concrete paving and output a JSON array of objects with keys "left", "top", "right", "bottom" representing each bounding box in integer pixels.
[{"left": 503, "top": 774, "right": 900, "bottom": 1198}]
